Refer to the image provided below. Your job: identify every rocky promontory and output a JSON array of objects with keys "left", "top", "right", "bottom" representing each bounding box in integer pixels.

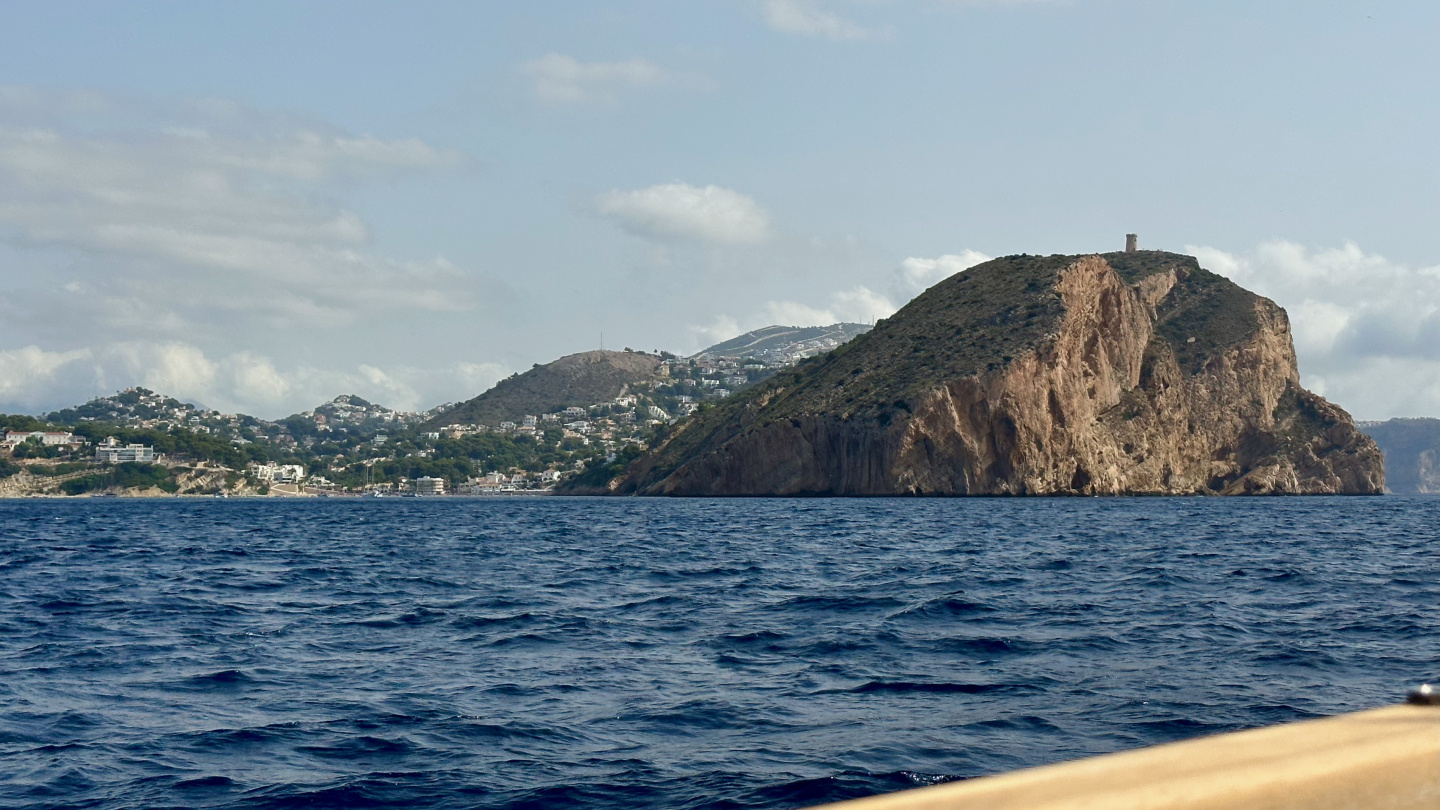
[{"left": 592, "top": 250, "right": 1384, "bottom": 496}]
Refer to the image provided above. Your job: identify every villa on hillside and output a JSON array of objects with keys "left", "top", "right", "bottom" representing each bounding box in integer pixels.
[
  {"left": 251, "top": 461, "right": 306, "bottom": 484},
  {"left": 93, "top": 437, "right": 155, "bottom": 463},
  {"left": 3, "top": 431, "right": 80, "bottom": 448}
]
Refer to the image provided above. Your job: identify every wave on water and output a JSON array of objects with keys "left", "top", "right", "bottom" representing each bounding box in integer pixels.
[{"left": 1, "top": 496, "right": 1436, "bottom": 809}]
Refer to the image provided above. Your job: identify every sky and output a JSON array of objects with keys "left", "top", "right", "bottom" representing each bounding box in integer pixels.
[{"left": 0, "top": 0, "right": 1435, "bottom": 420}]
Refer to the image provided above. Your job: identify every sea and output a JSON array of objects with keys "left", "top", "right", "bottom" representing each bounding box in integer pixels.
[{"left": 1, "top": 496, "right": 1435, "bottom": 810}]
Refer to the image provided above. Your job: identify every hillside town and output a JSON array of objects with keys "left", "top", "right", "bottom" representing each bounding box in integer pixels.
[{"left": 0, "top": 333, "right": 812, "bottom": 497}]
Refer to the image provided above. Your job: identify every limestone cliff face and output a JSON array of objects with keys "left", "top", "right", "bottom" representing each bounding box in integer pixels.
[{"left": 609, "top": 251, "right": 1383, "bottom": 496}]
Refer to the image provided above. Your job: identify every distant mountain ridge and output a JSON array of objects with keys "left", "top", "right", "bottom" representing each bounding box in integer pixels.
[
  {"left": 424, "top": 350, "right": 666, "bottom": 428},
  {"left": 1356, "top": 417, "right": 1439, "bottom": 494},
  {"left": 695, "top": 323, "right": 870, "bottom": 361}
]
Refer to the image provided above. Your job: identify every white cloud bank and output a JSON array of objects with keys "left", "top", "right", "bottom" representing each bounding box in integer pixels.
[
  {"left": 689, "top": 284, "right": 895, "bottom": 347},
  {"left": 898, "top": 250, "right": 992, "bottom": 293},
  {"left": 1189, "top": 241, "right": 1439, "bottom": 420},
  {"left": 0, "top": 338, "right": 511, "bottom": 418},
  {"left": 762, "top": 0, "right": 887, "bottom": 41},
  {"left": 0, "top": 346, "right": 92, "bottom": 407},
  {"left": 690, "top": 250, "right": 992, "bottom": 349},
  {"left": 758, "top": 285, "right": 897, "bottom": 328},
  {"left": 521, "top": 54, "right": 678, "bottom": 103},
  {"left": 761, "top": 0, "right": 1064, "bottom": 41},
  {"left": 596, "top": 183, "right": 772, "bottom": 245},
  {"left": 0, "top": 118, "right": 471, "bottom": 324},
  {"left": 0, "top": 87, "right": 501, "bottom": 418}
]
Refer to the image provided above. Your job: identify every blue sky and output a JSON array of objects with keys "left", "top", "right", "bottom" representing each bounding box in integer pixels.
[{"left": 1, "top": 1, "right": 1435, "bottom": 419}]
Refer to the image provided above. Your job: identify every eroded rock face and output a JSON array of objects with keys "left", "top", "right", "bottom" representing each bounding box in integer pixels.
[{"left": 610, "top": 252, "right": 1383, "bottom": 496}]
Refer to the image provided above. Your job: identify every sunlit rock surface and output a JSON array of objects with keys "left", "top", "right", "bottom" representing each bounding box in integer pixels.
[{"left": 599, "top": 251, "right": 1383, "bottom": 496}]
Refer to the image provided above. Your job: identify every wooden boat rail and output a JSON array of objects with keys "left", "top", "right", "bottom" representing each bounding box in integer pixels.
[{"left": 808, "top": 699, "right": 1440, "bottom": 810}]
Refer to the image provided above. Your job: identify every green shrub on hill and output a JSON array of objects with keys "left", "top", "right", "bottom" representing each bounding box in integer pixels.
[
  {"left": 427, "top": 350, "right": 664, "bottom": 429},
  {"left": 26, "top": 462, "right": 91, "bottom": 477},
  {"left": 60, "top": 462, "right": 179, "bottom": 495},
  {"left": 9, "top": 440, "right": 75, "bottom": 459},
  {"left": 67, "top": 422, "right": 275, "bottom": 468},
  {"left": 0, "top": 415, "right": 50, "bottom": 433},
  {"left": 569, "top": 445, "right": 645, "bottom": 491}
]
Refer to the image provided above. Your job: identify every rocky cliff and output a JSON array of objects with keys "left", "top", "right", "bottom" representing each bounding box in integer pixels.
[{"left": 602, "top": 251, "right": 1383, "bottom": 496}]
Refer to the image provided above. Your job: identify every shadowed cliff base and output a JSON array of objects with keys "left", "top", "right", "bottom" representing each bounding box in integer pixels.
[{"left": 563, "top": 251, "right": 1383, "bottom": 496}]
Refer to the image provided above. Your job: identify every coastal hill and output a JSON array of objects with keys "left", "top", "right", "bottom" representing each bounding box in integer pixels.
[
  {"left": 45, "top": 388, "right": 199, "bottom": 425},
  {"left": 582, "top": 250, "right": 1384, "bottom": 496},
  {"left": 1356, "top": 417, "right": 1439, "bottom": 494},
  {"left": 425, "top": 350, "right": 666, "bottom": 429},
  {"left": 695, "top": 323, "right": 870, "bottom": 361}
]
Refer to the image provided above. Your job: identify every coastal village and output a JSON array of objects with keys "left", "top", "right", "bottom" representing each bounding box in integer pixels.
[
  {"left": 0, "top": 325, "right": 868, "bottom": 498},
  {"left": 2, "top": 315, "right": 1434, "bottom": 496}
]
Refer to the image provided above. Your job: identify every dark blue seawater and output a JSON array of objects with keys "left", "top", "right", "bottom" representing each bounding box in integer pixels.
[{"left": 1, "top": 497, "right": 1435, "bottom": 810}]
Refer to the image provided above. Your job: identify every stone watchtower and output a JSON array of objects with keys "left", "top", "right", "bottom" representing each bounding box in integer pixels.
[{"left": 1125, "top": 233, "right": 1138, "bottom": 253}]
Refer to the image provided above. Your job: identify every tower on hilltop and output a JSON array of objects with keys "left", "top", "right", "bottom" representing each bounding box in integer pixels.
[{"left": 1125, "top": 233, "right": 1138, "bottom": 253}]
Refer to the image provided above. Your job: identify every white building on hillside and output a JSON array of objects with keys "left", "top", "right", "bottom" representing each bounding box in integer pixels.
[
  {"left": 4, "top": 431, "right": 79, "bottom": 447},
  {"left": 94, "top": 437, "right": 155, "bottom": 463},
  {"left": 252, "top": 462, "right": 305, "bottom": 483}
]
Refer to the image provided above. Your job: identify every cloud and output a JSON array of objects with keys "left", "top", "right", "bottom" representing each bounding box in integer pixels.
[
  {"left": 0, "top": 89, "right": 474, "bottom": 327},
  {"left": 107, "top": 342, "right": 218, "bottom": 403},
  {"left": 687, "top": 248, "right": 994, "bottom": 351},
  {"left": 0, "top": 88, "right": 519, "bottom": 420},
  {"left": 754, "top": 286, "right": 895, "bottom": 328},
  {"left": 0, "top": 346, "right": 92, "bottom": 403},
  {"left": 759, "top": 1, "right": 1066, "bottom": 41},
  {"left": 521, "top": 54, "right": 677, "bottom": 103},
  {"left": 762, "top": 0, "right": 886, "bottom": 40},
  {"left": 0, "top": 336, "right": 514, "bottom": 419},
  {"left": 689, "top": 315, "right": 746, "bottom": 348},
  {"left": 1188, "top": 240, "right": 1439, "bottom": 420},
  {"left": 898, "top": 250, "right": 992, "bottom": 293},
  {"left": 224, "top": 352, "right": 290, "bottom": 404},
  {"left": 213, "top": 131, "right": 462, "bottom": 180},
  {"left": 596, "top": 183, "right": 772, "bottom": 245},
  {"left": 692, "top": 284, "right": 896, "bottom": 347}
]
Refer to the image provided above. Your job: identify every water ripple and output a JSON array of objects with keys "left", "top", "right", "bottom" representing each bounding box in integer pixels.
[{"left": 1, "top": 496, "right": 1436, "bottom": 809}]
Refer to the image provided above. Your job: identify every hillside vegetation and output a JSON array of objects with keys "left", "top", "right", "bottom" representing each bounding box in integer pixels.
[
  {"left": 581, "top": 250, "right": 1380, "bottom": 496},
  {"left": 427, "top": 350, "right": 665, "bottom": 428},
  {"left": 620, "top": 253, "right": 1081, "bottom": 480}
]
